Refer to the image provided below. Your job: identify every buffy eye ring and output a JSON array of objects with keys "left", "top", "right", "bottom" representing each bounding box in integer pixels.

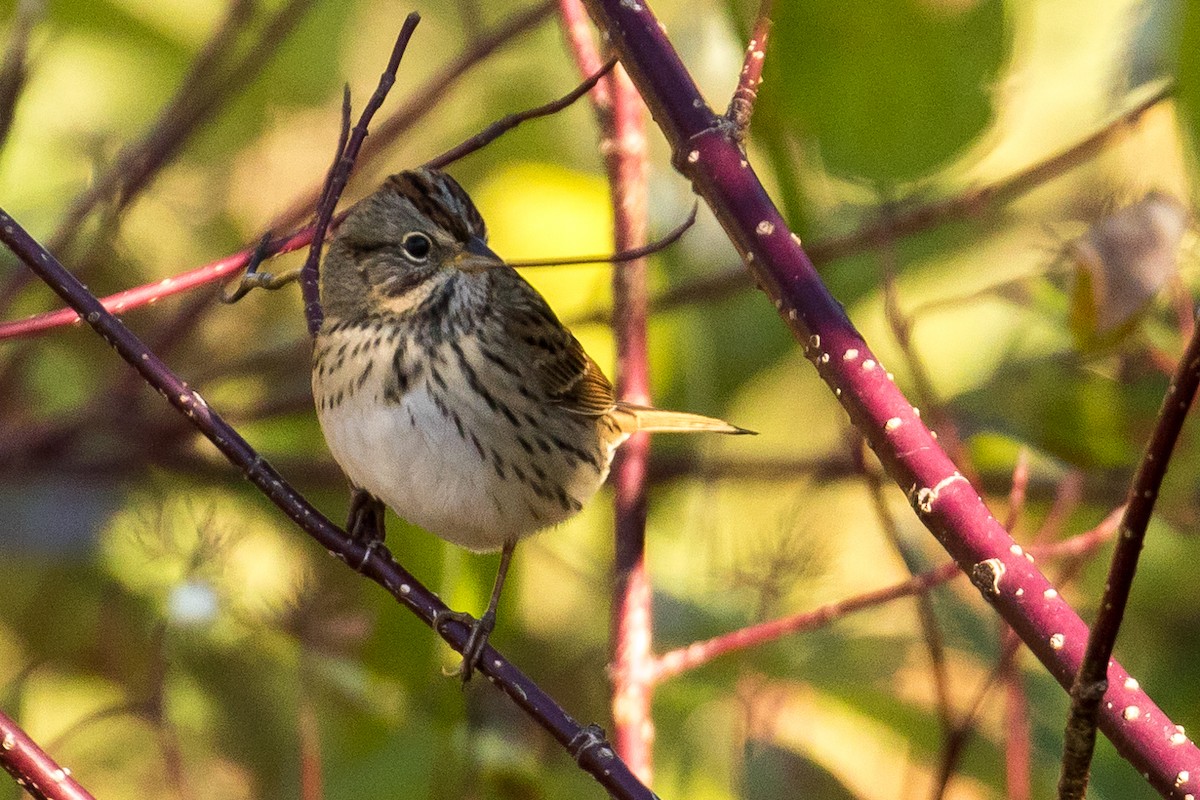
[{"left": 401, "top": 232, "right": 432, "bottom": 261}]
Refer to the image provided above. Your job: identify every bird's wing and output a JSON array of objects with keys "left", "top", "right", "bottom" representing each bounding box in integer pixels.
[{"left": 500, "top": 274, "right": 616, "bottom": 418}]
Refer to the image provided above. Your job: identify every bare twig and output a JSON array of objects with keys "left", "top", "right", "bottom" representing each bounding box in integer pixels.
[
  {"left": 647, "top": 508, "right": 1119, "bottom": 712},
  {"left": 878, "top": 243, "right": 976, "bottom": 482},
  {"left": 509, "top": 202, "right": 695, "bottom": 267},
  {"left": 0, "top": 12, "right": 600, "bottom": 341},
  {"left": 1004, "top": 449, "right": 1031, "bottom": 532},
  {"left": 864, "top": 466, "right": 956, "bottom": 736},
  {"left": 1003, "top": 641, "right": 1033, "bottom": 800},
  {"left": 268, "top": 0, "right": 557, "bottom": 232},
  {"left": 1058, "top": 310, "right": 1200, "bottom": 799},
  {"left": 299, "top": 15, "right": 422, "bottom": 334},
  {"left": 0, "top": 709, "right": 96, "bottom": 800},
  {"left": 932, "top": 632, "right": 1024, "bottom": 800},
  {"left": 425, "top": 56, "right": 616, "bottom": 170},
  {"left": 652, "top": 561, "right": 960, "bottom": 682}
]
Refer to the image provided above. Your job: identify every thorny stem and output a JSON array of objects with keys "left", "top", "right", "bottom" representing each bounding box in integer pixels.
[
  {"left": 558, "top": 0, "right": 655, "bottom": 782},
  {"left": 579, "top": 3, "right": 1197, "bottom": 795},
  {"left": 1057, "top": 310, "right": 1200, "bottom": 799},
  {"left": 0, "top": 709, "right": 96, "bottom": 800},
  {"left": 0, "top": 206, "right": 657, "bottom": 800}
]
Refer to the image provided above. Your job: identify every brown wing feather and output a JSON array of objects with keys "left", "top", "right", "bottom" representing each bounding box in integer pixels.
[{"left": 498, "top": 271, "right": 616, "bottom": 418}]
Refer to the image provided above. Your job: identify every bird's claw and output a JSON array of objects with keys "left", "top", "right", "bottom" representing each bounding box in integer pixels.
[{"left": 434, "top": 608, "right": 495, "bottom": 684}]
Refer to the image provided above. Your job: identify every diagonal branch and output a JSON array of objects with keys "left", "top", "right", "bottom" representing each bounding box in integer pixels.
[
  {"left": 0, "top": 210, "right": 654, "bottom": 800},
  {"left": 577, "top": 1, "right": 1198, "bottom": 796},
  {"left": 0, "top": 710, "right": 96, "bottom": 800}
]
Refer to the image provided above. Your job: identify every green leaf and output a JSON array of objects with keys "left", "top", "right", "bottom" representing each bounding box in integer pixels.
[{"left": 758, "top": 0, "right": 1008, "bottom": 184}]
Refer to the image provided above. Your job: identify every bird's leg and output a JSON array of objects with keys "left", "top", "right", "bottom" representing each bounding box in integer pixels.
[
  {"left": 435, "top": 540, "right": 516, "bottom": 683},
  {"left": 345, "top": 489, "right": 386, "bottom": 569},
  {"left": 220, "top": 232, "right": 301, "bottom": 304}
]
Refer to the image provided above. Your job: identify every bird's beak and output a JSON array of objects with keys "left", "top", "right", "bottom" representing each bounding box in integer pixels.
[{"left": 455, "top": 236, "right": 505, "bottom": 273}]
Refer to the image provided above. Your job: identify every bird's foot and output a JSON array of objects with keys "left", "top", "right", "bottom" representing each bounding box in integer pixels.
[
  {"left": 346, "top": 490, "right": 386, "bottom": 544},
  {"left": 434, "top": 608, "right": 496, "bottom": 684}
]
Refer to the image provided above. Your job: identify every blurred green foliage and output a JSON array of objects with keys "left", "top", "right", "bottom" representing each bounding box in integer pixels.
[{"left": 0, "top": 0, "right": 1197, "bottom": 798}]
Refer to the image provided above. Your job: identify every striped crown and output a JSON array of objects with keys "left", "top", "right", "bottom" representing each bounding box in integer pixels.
[{"left": 385, "top": 169, "right": 488, "bottom": 245}]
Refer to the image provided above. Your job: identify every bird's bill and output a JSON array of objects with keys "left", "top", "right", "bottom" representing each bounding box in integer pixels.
[{"left": 455, "top": 236, "right": 506, "bottom": 273}]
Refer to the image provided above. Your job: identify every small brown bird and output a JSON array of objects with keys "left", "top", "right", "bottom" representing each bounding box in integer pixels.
[{"left": 312, "top": 168, "right": 750, "bottom": 679}]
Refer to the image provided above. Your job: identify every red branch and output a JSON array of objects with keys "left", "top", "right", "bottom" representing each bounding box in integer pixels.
[
  {"left": 578, "top": 2, "right": 1199, "bottom": 795},
  {"left": 559, "top": 0, "right": 655, "bottom": 782},
  {"left": 0, "top": 710, "right": 96, "bottom": 800}
]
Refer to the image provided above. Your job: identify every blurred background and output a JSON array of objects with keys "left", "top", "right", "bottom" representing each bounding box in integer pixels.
[{"left": 0, "top": 0, "right": 1197, "bottom": 797}]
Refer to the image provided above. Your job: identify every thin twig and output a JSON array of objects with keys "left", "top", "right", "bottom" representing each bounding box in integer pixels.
[
  {"left": 509, "top": 202, "right": 695, "bottom": 267},
  {"left": 0, "top": 206, "right": 657, "bottom": 800},
  {"left": 935, "top": 497, "right": 1117, "bottom": 799},
  {"left": 300, "top": 15, "right": 421, "bottom": 335},
  {"left": 425, "top": 56, "right": 616, "bottom": 170},
  {"left": 0, "top": 709, "right": 96, "bottom": 800},
  {"left": 1003, "top": 449, "right": 1031, "bottom": 532},
  {"left": 268, "top": 0, "right": 557, "bottom": 232},
  {"left": 0, "top": 15, "right": 603, "bottom": 341},
  {"left": 1003, "top": 636, "right": 1033, "bottom": 800},
  {"left": 1057, "top": 309, "right": 1200, "bottom": 799},
  {"left": 931, "top": 632, "right": 1024, "bottom": 800}
]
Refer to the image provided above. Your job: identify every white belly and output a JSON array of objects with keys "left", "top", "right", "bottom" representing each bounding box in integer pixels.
[{"left": 313, "top": 331, "right": 609, "bottom": 552}]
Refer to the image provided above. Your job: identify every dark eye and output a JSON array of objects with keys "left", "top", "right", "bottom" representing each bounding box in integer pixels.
[{"left": 401, "top": 232, "right": 432, "bottom": 261}]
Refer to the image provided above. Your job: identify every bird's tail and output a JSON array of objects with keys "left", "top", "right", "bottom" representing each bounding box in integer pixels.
[{"left": 614, "top": 403, "right": 755, "bottom": 435}]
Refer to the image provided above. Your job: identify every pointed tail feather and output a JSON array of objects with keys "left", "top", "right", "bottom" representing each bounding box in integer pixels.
[{"left": 615, "top": 403, "right": 756, "bottom": 435}]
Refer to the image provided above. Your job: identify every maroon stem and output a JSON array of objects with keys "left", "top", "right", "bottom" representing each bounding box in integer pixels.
[
  {"left": 1058, "top": 312, "right": 1200, "bottom": 799},
  {"left": 0, "top": 210, "right": 655, "bottom": 800},
  {"left": 0, "top": 710, "right": 96, "bottom": 800},
  {"left": 559, "top": 0, "right": 655, "bottom": 781},
  {"left": 578, "top": 1, "right": 1199, "bottom": 796}
]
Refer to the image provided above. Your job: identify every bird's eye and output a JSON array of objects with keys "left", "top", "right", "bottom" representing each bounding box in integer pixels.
[{"left": 401, "top": 232, "right": 432, "bottom": 261}]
